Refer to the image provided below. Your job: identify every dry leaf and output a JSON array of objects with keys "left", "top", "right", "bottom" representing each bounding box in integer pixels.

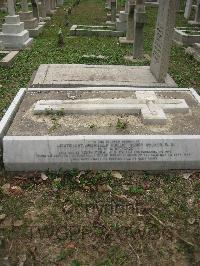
[
  {"left": 98, "top": 184, "right": 112, "bottom": 193},
  {"left": 122, "top": 185, "right": 129, "bottom": 191},
  {"left": 182, "top": 172, "right": 193, "bottom": 180},
  {"left": 9, "top": 186, "right": 23, "bottom": 196},
  {"left": 0, "top": 214, "right": 6, "bottom": 221},
  {"left": 63, "top": 204, "right": 73, "bottom": 213},
  {"left": 75, "top": 171, "right": 85, "bottom": 183},
  {"left": 65, "top": 241, "right": 76, "bottom": 249},
  {"left": 115, "top": 194, "right": 135, "bottom": 204},
  {"left": 111, "top": 171, "right": 124, "bottom": 179},
  {"left": 18, "top": 254, "right": 26, "bottom": 266},
  {"left": 41, "top": 173, "right": 49, "bottom": 181},
  {"left": 1, "top": 183, "right": 11, "bottom": 195},
  {"left": 13, "top": 220, "right": 24, "bottom": 227},
  {"left": 187, "top": 218, "right": 196, "bottom": 225}
]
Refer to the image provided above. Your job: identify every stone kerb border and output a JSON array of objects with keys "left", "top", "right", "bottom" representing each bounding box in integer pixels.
[
  {"left": 174, "top": 27, "right": 200, "bottom": 46},
  {"left": 0, "top": 88, "right": 26, "bottom": 148},
  {"left": 70, "top": 25, "right": 124, "bottom": 37},
  {"left": 2, "top": 87, "right": 200, "bottom": 171}
]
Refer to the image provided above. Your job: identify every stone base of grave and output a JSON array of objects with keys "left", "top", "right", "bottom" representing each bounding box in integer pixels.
[
  {"left": 145, "top": 1, "right": 159, "bottom": 7},
  {"left": 2, "top": 87, "right": 200, "bottom": 171},
  {"left": 46, "top": 9, "right": 56, "bottom": 16},
  {"left": 124, "top": 54, "right": 151, "bottom": 62},
  {"left": 70, "top": 25, "right": 124, "bottom": 37},
  {"left": 173, "top": 27, "right": 200, "bottom": 46},
  {"left": 19, "top": 11, "right": 44, "bottom": 37},
  {"left": 106, "top": 21, "right": 116, "bottom": 26},
  {"left": 116, "top": 11, "right": 128, "bottom": 33},
  {"left": 185, "top": 43, "right": 200, "bottom": 62},
  {"left": 29, "top": 24, "right": 44, "bottom": 37},
  {"left": 57, "top": 0, "right": 64, "bottom": 6},
  {"left": 0, "top": 40, "right": 4, "bottom": 49},
  {"left": 119, "top": 37, "right": 134, "bottom": 44},
  {"left": 0, "top": 15, "right": 33, "bottom": 50},
  {"left": 188, "top": 20, "right": 200, "bottom": 25},
  {"left": 30, "top": 64, "right": 177, "bottom": 88},
  {"left": 40, "top": 16, "right": 51, "bottom": 22}
]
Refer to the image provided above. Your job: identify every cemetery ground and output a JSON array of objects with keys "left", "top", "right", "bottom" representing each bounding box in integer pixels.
[{"left": 0, "top": 0, "right": 200, "bottom": 265}]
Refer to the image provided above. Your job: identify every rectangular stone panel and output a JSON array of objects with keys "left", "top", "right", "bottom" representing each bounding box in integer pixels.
[{"left": 4, "top": 135, "right": 200, "bottom": 171}]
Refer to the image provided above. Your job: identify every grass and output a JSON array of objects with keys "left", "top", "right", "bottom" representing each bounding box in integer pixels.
[{"left": 0, "top": 0, "right": 200, "bottom": 265}]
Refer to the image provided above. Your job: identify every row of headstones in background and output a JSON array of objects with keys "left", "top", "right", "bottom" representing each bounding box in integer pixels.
[
  {"left": 120, "top": 0, "right": 178, "bottom": 82},
  {"left": 184, "top": 0, "right": 200, "bottom": 25},
  {"left": 174, "top": 0, "right": 200, "bottom": 47},
  {"left": 120, "top": 0, "right": 147, "bottom": 60},
  {"left": 0, "top": 0, "right": 61, "bottom": 50}
]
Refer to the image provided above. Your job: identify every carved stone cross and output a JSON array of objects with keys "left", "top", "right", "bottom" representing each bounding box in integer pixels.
[{"left": 33, "top": 91, "right": 189, "bottom": 125}]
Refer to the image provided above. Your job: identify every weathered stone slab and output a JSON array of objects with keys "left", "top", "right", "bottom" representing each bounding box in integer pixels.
[
  {"left": 4, "top": 135, "right": 200, "bottom": 171},
  {"left": 31, "top": 64, "right": 177, "bottom": 88},
  {"left": 70, "top": 25, "right": 124, "bottom": 37},
  {"left": 0, "top": 50, "right": 19, "bottom": 67},
  {"left": 174, "top": 27, "right": 200, "bottom": 46},
  {"left": 3, "top": 87, "right": 200, "bottom": 171}
]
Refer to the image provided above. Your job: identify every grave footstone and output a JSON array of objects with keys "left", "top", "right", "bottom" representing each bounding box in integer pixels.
[
  {"left": 0, "top": 0, "right": 33, "bottom": 49},
  {"left": 150, "top": 0, "right": 179, "bottom": 83}
]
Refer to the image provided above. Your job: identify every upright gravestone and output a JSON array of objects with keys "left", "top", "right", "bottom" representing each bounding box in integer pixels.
[
  {"left": 189, "top": 0, "right": 200, "bottom": 24},
  {"left": 19, "top": 0, "right": 44, "bottom": 37},
  {"left": 133, "top": 0, "right": 147, "bottom": 59},
  {"left": 111, "top": 0, "right": 117, "bottom": 22},
  {"left": 184, "top": 0, "right": 193, "bottom": 19},
  {"left": 31, "top": 0, "right": 40, "bottom": 20},
  {"left": 150, "top": 0, "right": 179, "bottom": 83},
  {"left": 116, "top": 0, "right": 128, "bottom": 32},
  {"left": 119, "top": 0, "right": 136, "bottom": 44},
  {"left": 0, "top": 0, "right": 33, "bottom": 49}
]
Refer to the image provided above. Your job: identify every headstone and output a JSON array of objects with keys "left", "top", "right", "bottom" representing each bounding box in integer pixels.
[
  {"left": 38, "top": 0, "right": 45, "bottom": 19},
  {"left": 0, "top": 0, "right": 7, "bottom": 12},
  {"left": 184, "top": 0, "right": 193, "bottom": 19},
  {"left": 31, "top": 0, "right": 39, "bottom": 20},
  {"left": 133, "top": 0, "right": 147, "bottom": 59},
  {"left": 0, "top": 0, "right": 33, "bottom": 49},
  {"left": 189, "top": 0, "right": 200, "bottom": 24},
  {"left": 119, "top": 0, "right": 136, "bottom": 44},
  {"left": 150, "top": 0, "right": 179, "bottom": 83},
  {"left": 3, "top": 86, "right": 200, "bottom": 171},
  {"left": 111, "top": 0, "right": 117, "bottom": 22}
]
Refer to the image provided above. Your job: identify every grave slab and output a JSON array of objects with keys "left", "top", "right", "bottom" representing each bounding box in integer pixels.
[
  {"left": 31, "top": 64, "right": 177, "bottom": 88},
  {"left": 2, "top": 87, "right": 200, "bottom": 171},
  {"left": 70, "top": 25, "right": 124, "bottom": 37}
]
